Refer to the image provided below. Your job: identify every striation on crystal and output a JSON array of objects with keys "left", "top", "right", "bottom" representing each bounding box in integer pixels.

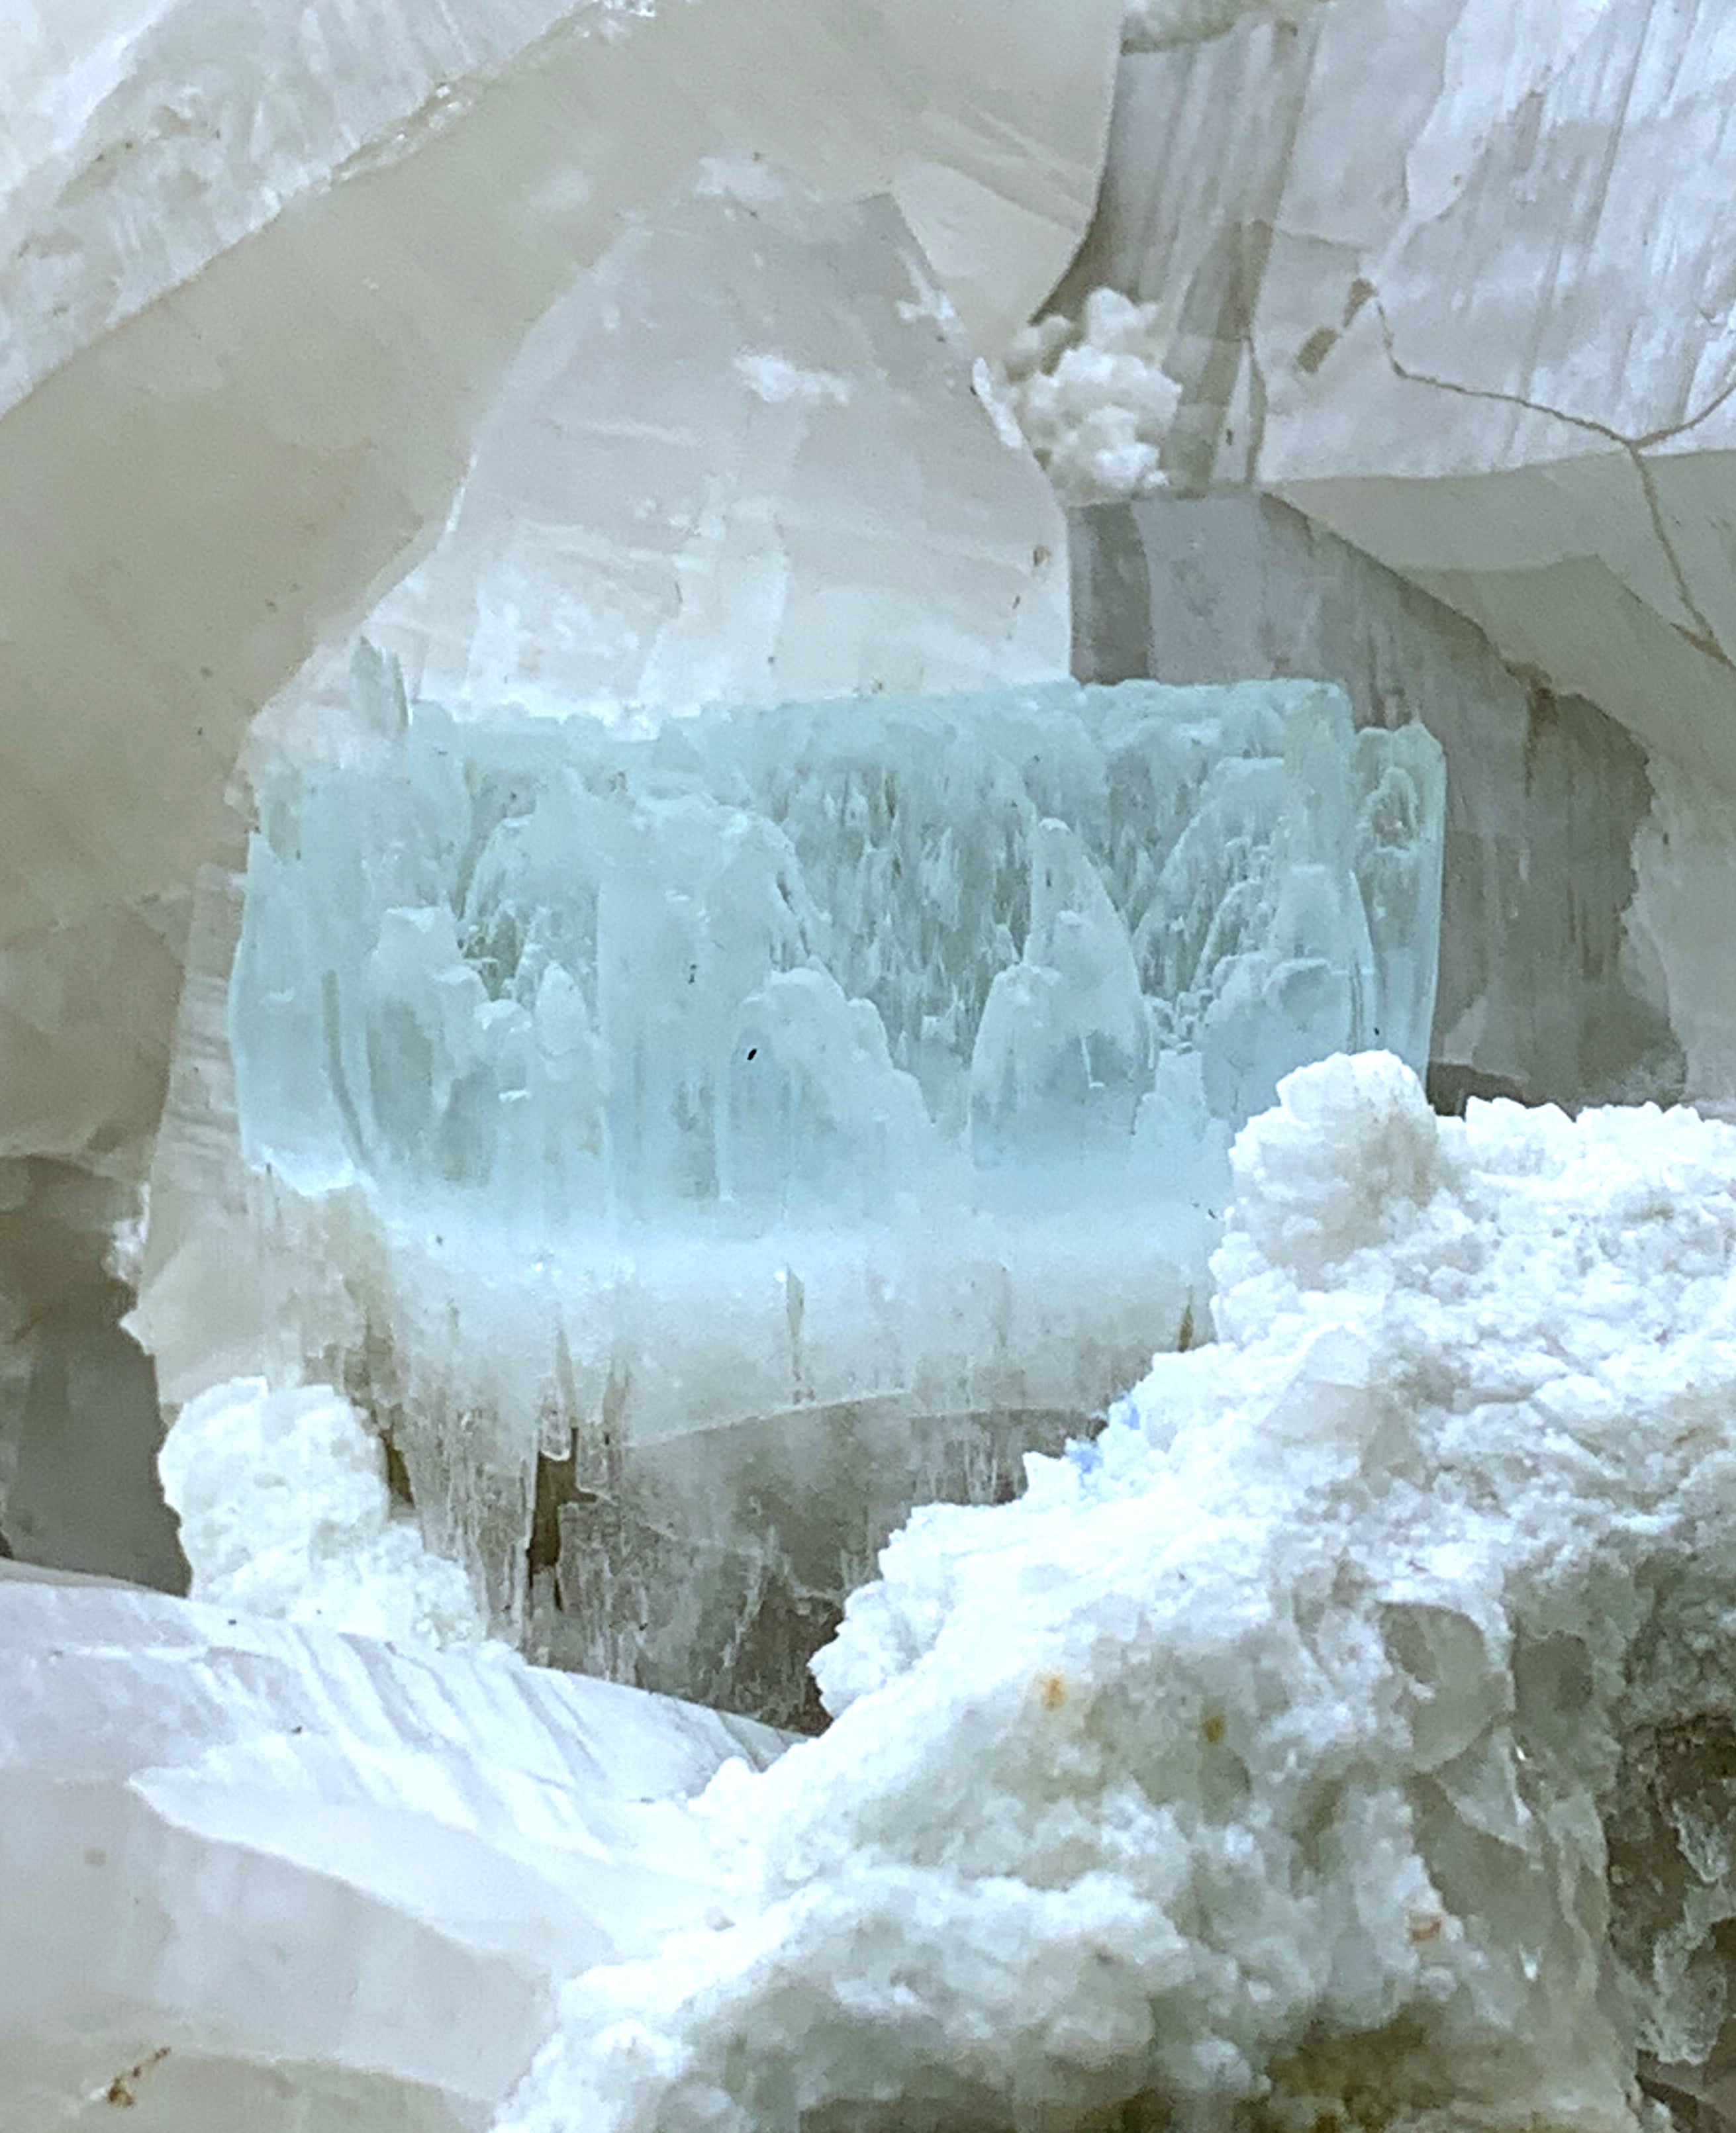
[
  {"left": 152, "top": 670, "right": 1446, "bottom": 1721},
  {"left": 314, "top": 166, "right": 1072, "bottom": 725},
  {"left": 0, "top": 1563, "right": 786, "bottom": 2132}
]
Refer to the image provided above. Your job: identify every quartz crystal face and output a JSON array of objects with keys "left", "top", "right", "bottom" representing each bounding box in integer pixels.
[{"left": 0, "top": 1568, "right": 787, "bottom": 2131}]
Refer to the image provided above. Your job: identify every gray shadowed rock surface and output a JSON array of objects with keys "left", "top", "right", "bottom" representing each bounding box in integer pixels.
[{"left": 1070, "top": 491, "right": 1682, "bottom": 1111}]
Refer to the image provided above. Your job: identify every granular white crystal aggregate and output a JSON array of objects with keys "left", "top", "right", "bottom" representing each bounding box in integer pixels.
[
  {"left": 160, "top": 1376, "right": 489, "bottom": 1648},
  {"left": 498, "top": 1051, "right": 1736, "bottom": 2133}
]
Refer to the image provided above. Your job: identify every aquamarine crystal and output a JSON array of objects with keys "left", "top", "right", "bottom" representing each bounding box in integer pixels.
[
  {"left": 233, "top": 669, "right": 1443, "bottom": 1236},
  {"left": 219, "top": 668, "right": 1442, "bottom": 1717}
]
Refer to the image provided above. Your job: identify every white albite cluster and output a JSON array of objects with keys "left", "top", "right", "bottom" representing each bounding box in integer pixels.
[
  {"left": 493, "top": 1053, "right": 1736, "bottom": 2133},
  {"left": 0, "top": 1565, "right": 787, "bottom": 2132},
  {"left": 1000, "top": 289, "right": 1181, "bottom": 503},
  {"left": 159, "top": 1376, "right": 489, "bottom": 1648}
]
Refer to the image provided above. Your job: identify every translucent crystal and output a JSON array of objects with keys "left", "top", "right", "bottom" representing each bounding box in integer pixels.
[
  {"left": 232, "top": 676, "right": 1442, "bottom": 1232},
  {"left": 184, "top": 674, "right": 1443, "bottom": 1718},
  {"left": 324, "top": 169, "right": 1070, "bottom": 726},
  {"left": 0, "top": 1564, "right": 787, "bottom": 2132}
]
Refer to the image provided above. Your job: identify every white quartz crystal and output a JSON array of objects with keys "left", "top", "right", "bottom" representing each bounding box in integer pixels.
[
  {"left": 494, "top": 1052, "right": 1736, "bottom": 2133},
  {"left": 0, "top": 0, "right": 1118, "bottom": 1172},
  {"left": 1050, "top": 0, "right": 1736, "bottom": 792},
  {"left": 293, "top": 168, "right": 1069, "bottom": 728},
  {"left": 0, "top": 1564, "right": 786, "bottom": 2132}
]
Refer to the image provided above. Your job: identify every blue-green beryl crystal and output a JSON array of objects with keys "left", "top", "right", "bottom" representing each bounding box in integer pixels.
[{"left": 232, "top": 667, "right": 1445, "bottom": 1242}]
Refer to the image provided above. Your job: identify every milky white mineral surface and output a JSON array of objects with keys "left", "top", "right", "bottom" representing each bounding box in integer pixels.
[
  {"left": 0, "top": 1564, "right": 786, "bottom": 2132},
  {"left": 1000, "top": 287, "right": 1180, "bottom": 504},
  {"left": 1053, "top": 0, "right": 1736, "bottom": 797},
  {"left": 488, "top": 1052, "right": 1736, "bottom": 2133},
  {"left": 265, "top": 166, "right": 1069, "bottom": 736},
  {"left": 1628, "top": 758, "right": 1736, "bottom": 1112},
  {"left": 158, "top": 1376, "right": 489, "bottom": 1647}
]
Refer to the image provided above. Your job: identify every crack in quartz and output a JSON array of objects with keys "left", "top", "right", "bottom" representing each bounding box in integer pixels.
[{"left": 1367, "top": 295, "right": 1736, "bottom": 673}]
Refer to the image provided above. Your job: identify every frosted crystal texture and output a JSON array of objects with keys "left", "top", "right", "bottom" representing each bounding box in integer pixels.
[
  {"left": 327, "top": 170, "right": 1069, "bottom": 726},
  {"left": 0, "top": 0, "right": 1118, "bottom": 1176},
  {"left": 497, "top": 1055, "right": 1736, "bottom": 2133},
  {"left": 0, "top": 1565, "right": 787, "bottom": 2132},
  {"left": 234, "top": 675, "right": 1441, "bottom": 1231}
]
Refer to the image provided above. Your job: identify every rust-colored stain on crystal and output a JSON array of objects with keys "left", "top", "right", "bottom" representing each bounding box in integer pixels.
[{"left": 105, "top": 2047, "right": 170, "bottom": 2108}]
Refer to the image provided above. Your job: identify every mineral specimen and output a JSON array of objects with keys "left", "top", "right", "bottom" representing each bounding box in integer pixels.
[
  {"left": 232, "top": 678, "right": 1442, "bottom": 1225},
  {"left": 494, "top": 1052, "right": 1736, "bottom": 2133},
  {"left": 134, "top": 673, "right": 1442, "bottom": 1721},
  {"left": 0, "top": 1564, "right": 786, "bottom": 2132}
]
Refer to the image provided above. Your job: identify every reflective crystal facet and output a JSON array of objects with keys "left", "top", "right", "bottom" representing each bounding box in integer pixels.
[{"left": 330, "top": 171, "right": 1071, "bottom": 724}]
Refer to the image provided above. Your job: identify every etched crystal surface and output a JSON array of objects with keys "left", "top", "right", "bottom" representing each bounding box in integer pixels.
[
  {"left": 189, "top": 673, "right": 1443, "bottom": 1718},
  {"left": 234, "top": 675, "right": 1442, "bottom": 1234}
]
